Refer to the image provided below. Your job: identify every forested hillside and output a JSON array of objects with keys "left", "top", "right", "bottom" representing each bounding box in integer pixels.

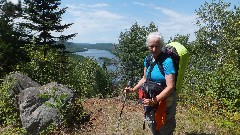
[{"left": 64, "top": 42, "right": 115, "bottom": 53}]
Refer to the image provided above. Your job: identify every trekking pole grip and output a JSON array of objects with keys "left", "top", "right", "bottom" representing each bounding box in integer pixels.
[
  {"left": 127, "top": 80, "right": 131, "bottom": 87},
  {"left": 124, "top": 80, "right": 131, "bottom": 100}
]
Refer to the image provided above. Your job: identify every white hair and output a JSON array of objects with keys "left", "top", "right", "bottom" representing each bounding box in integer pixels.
[{"left": 146, "top": 32, "right": 164, "bottom": 47}]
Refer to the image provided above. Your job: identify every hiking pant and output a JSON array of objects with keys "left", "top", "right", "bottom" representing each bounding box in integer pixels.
[{"left": 145, "top": 91, "right": 177, "bottom": 135}]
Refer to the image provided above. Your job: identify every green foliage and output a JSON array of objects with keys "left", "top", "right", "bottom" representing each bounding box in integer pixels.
[
  {"left": 0, "top": 126, "right": 27, "bottom": 135},
  {"left": 0, "top": 79, "right": 21, "bottom": 127},
  {"left": 193, "top": 0, "right": 239, "bottom": 111},
  {"left": 17, "top": 43, "right": 114, "bottom": 131},
  {"left": 67, "top": 56, "right": 114, "bottom": 98},
  {"left": 19, "top": 42, "right": 113, "bottom": 97},
  {"left": 64, "top": 42, "right": 86, "bottom": 52},
  {"left": 181, "top": 41, "right": 239, "bottom": 131},
  {"left": 0, "top": 0, "right": 29, "bottom": 78},
  {"left": 178, "top": 0, "right": 239, "bottom": 132},
  {"left": 39, "top": 88, "right": 68, "bottom": 117},
  {"left": 175, "top": 101, "right": 240, "bottom": 135},
  {"left": 39, "top": 123, "right": 57, "bottom": 135},
  {"left": 115, "top": 22, "right": 158, "bottom": 83},
  {"left": 19, "top": 43, "right": 69, "bottom": 85}
]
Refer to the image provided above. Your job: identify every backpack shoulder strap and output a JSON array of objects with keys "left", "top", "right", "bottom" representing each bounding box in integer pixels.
[
  {"left": 155, "top": 53, "right": 167, "bottom": 77},
  {"left": 146, "top": 54, "right": 152, "bottom": 69},
  {"left": 146, "top": 54, "right": 159, "bottom": 81}
]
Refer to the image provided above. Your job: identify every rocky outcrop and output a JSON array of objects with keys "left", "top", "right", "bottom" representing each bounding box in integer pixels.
[
  {"left": 5, "top": 73, "right": 75, "bottom": 135},
  {"left": 4, "top": 72, "right": 41, "bottom": 96}
]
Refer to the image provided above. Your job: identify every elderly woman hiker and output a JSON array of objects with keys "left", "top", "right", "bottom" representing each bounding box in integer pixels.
[{"left": 124, "top": 32, "right": 177, "bottom": 135}]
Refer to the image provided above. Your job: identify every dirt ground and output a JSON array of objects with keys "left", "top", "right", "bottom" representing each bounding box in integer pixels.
[
  {"left": 79, "top": 97, "right": 152, "bottom": 135},
  {"left": 74, "top": 96, "right": 233, "bottom": 135}
]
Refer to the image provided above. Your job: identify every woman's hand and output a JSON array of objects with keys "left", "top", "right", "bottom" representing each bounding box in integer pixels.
[
  {"left": 123, "top": 87, "right": 132, "bottom": 93},
  {"left": 142, "top": 98, "right": 157, "bottom": 106}
]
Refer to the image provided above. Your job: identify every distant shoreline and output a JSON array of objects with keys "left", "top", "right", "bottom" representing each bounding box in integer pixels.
[{"left": 64, "top": 42, "right": 115, "bottom": 53}]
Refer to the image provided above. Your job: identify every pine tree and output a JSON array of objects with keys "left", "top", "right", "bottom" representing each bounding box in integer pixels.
[
  {"left": 0, "top": 0, "right": 29, "bottom": 78},
  {"left": 22, "top": 0, "right": 77, "bottom": 47}
]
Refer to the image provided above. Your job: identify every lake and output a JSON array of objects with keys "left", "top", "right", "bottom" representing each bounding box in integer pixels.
[
  {"left": 75, "top": 49, "right": 119, "bottom": 72},
  {"left": 75, "top": 49, "right": 117, "bottom": 59}
]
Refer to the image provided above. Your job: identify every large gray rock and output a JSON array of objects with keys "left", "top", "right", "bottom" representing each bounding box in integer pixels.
[
  {"left": 18, "top": 82, "right": 75, "bottom": 135},
  {"left": 4, "top": 72, "right": 41, "bottom": 96},
  {"left": 4, "top": 73, "right": 76, "bottom": 134},
  {"left": 3, "top": 73, "right": 41, "bottom": 110}
]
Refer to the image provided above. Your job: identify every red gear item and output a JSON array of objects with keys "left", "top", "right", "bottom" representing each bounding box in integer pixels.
[{"left": 154, "top": 99, "right": 167, "bottom": 131}]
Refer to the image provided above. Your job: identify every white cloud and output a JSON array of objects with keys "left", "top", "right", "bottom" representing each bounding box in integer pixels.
[
  {"left": 65, "top": 3, "right": 108, "bottom": 10},
  {"left": 155, "top": 7, "right": 182, "bottom": 19},
  {"left": 61, "top": 3, "right": 129, "bottom": 43},
  {"left": 132, "top": 2, "right": 149, "bottom": 7},
  {"left": 88, "top": 3, "right": 109, "bottom": 8},
  {"left": 132, "top": 2, "right": 198, "bottom": 41},
  {"left": 66, "top": 8, "right": 125, "bottom": 30},
  {"left": 155, "top": 7, "right": 196, "bottom": 23},
  {"left": 7, "top": 0, "right": 19, "bottom": 4},
  {"left": 92, "top": 10, "right": 124, "bottom": 19},
  {"left": 155, "top": 6, "right": 197, "bottom": 41}
]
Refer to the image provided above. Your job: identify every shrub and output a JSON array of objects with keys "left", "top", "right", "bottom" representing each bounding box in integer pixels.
[
  {"left": 67, "top": 56, "right": 114, "bottom": 98},
  {"left": 0, "top": 78, "right": 26, "bottom": 134},
  {"left": 0, "top": 79, "right": 20, "bottom": 126}
]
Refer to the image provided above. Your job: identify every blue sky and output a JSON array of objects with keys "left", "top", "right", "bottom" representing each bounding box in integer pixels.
[{"left": 9, "top": 0, "right": 239, "bottom": 43}]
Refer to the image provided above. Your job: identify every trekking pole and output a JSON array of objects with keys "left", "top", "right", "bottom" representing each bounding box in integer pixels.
[
  {"left": 119, "top": 81, "right": 130, "bottom": 117},
  {"left": 116, "top": 80, "right": 131, "bottom": 133}
]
